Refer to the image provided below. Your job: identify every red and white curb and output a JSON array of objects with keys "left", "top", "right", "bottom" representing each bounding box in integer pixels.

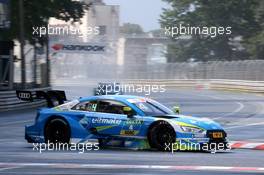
[
  {"left": 0, "top": 163, "right": 264, "bottom": 173},
  {"left": 230, "top": 141, "right": 264, "bottom": 150}
]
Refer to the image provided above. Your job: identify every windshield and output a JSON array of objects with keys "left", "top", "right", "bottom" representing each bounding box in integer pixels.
[
  {"left": 56, "top": 100, "right": 79, "bottom": 110},
  {"left": 132, "top": 99, "right": 174, "bottom": 116}
]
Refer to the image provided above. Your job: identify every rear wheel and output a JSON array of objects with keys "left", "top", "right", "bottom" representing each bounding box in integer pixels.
[
  {"left": 98, "top": 138, "right": 106, "bottom": 148},
  {"left": 44, "top": 118, "right": 70, "bottom": 144},
  {"left": 148, "top": 121, "right": 176, "bottom": 151}
]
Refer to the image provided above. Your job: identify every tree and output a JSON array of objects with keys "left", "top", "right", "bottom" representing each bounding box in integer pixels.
[
  {"left": 0, "top": 0, "right": 90, "bottom": 89},
  {"left": 120, "top": 23, "right": 144, "bottom": 35},
  {"left": 244, "top": 1, "right": 264, "bottom": 59},
  {"left": 0, "top": 0, "right": 90, "bottom": 45},
  {"left": 160, "top": 0, "right": 263, "bottom": 62}
]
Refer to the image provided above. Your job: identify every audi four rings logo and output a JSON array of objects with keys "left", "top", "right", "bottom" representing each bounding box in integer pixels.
[
  {"left": 18, "top": 93, "right": 31, "bottom": 99},
  {"left": 51, "top": 44, "right": 105, "bottom": 52}
]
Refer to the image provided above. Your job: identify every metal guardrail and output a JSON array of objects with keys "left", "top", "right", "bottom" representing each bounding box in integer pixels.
[
  {"left": 52, "top": 78, "right": 264, "bottom": 94},
  {"left": 51, "top": 60, "right": 264, "bottom": 81},
  {"left": 122, "top": 79, "right": 264, "bottom": 93}
]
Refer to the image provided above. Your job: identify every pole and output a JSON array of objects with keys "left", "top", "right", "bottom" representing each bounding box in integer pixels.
[
  {"left": 8, "top": 49, "right": 14, "bottom": 90},
  {"left": 19, "top": 0, "right": 26, "bottom": 89},
  {"left": 46, "top": 23, "right": 50, "bottom": 87},
  {"left": 33, "top": 44, "right": 37, "bottom": 86}
]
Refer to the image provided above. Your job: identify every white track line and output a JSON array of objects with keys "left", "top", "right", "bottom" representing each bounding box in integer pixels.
[
  {"left": 0, "top": 163, "right": 263, "bottom": 173},
  {"left": 0, "top": 166, "right": 22, "bottom": 171},
  {"left": 228, "top": 101, "right": 264, "bottom": 127},
  {"left": 196, "top": 94, "right": 264, "bottom": 130},
  {"left": 0, "top": 120, "right": 33, "bottom": 127},
  {"left": 213, "top": 102, "right": 244, "bottom": 120},
  {"left": 225, "top": 121, "right": 264, "bottom": 129},
  {"left": 196, "top": 94, "right": 245, "bottom": 120}
]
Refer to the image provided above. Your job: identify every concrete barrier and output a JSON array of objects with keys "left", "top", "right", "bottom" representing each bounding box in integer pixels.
[
  {"left": 0, "top": 87, "right": 51, "bottom": 112},
  {"left": 3, "top": 79, "right": 262, "bottom": 112}
]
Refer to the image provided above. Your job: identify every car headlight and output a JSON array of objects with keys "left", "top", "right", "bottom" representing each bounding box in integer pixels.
[{"left": 180, "top": 126, "right": 204, "bottom": 133}]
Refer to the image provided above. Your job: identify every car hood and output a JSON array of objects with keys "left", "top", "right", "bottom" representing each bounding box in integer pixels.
[{"left": 155, "top": 114, "right": 223, "bottom": 130}]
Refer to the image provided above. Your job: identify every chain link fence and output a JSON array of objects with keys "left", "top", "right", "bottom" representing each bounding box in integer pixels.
[{"left": 51, "top": 60, "right": 264, "bottom": 82}]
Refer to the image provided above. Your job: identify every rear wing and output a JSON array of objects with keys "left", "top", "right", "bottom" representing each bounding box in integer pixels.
[{"left": 16, "top": 90, "right": 67, "bottom": 108}]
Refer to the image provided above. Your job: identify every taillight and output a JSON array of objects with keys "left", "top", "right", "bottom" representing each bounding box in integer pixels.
[{"left": 35, "top": 111, "right": 40, "bottom": 123}]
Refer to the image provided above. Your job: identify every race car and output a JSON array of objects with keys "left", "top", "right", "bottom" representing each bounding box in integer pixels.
[{"left": 18, "top": 91, "right": 228, "bottom": 151}]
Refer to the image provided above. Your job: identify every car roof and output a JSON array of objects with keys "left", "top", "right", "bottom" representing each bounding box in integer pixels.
[{"left": 79, "top": 95, "right": 144, "bottom": 103}]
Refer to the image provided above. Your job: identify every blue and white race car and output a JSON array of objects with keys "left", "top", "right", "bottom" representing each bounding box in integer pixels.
[{"left": 20, "top": 91, "right": 228, "bottom": 151}]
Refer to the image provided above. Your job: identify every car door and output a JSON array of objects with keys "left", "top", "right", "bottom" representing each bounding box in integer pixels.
[
  {"left": 120, "top": 115, "right": 144, "bottom": 138},
  {"left": 71, "top": 99, "right": 124, "bottom": 136},
  {"left": 93, "top": 99, "right": 143, "bottom": 138}
]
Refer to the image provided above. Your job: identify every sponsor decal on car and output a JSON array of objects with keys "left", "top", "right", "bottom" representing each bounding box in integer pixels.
[
  {"left": 120, "top": 130, "right": 139, "bottom": 136},
  {"left": 125, "top": 119, "right": 144, "bottom": 125},
  {"left": 92, "top": 118, "right": 122, "bottom": 125}
]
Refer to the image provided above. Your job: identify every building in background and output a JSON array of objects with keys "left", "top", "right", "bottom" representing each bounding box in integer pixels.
[
  {"left": 49, "top": 0, "right": 119, "bottom": 58},
  {"left": 49, "top": 0, "right": 170, "bottom": 80},
  {"left": 0, "top": 0, "right": 13, "bottom": 90},
  {"left": 117, "top": 35, "right": 169, "bottom": 67},
  {"left": 49, "top": 0, "right": 120, "bottom": 80},
  {"left": 0, "top": 0, "right": 10, "bottom": 29}
]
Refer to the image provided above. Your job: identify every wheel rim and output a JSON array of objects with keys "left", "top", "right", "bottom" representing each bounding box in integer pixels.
[
  {"left": 151, "top": 124, "right": 175, "bottom": 150},
  {"left": 46, "top": 120, "right": 69, "bottom": 143},
  {"left": 157, "top": 126, "right": 174, "bottom": 145}
]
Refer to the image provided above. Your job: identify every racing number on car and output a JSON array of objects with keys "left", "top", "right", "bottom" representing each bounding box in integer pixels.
[
  {"left": 212, "top": 132, "right": 223, "bottom": 138},
  {"left": 89, "top": 103, "right": 97, "bottom": 111}
]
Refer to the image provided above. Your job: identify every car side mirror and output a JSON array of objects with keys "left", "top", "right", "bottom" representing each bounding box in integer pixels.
[
  {"left": 123, "top": 106, "right": 134, "bottom": 118},
  {"left": 172, "top": 106, "right": 180, "bottom": 114}
]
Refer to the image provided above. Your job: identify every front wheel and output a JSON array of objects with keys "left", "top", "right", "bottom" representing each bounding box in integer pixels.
[
  {"left": 44, "top": 118, "right": 70, "bottom": 144},
  {"left": 148, "top": 121, "right": 176, "bottom": 151}
]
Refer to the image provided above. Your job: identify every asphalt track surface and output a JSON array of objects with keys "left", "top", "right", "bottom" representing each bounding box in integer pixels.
[{"left": 0, "top": 85, "right": 264, "bottom": 175}]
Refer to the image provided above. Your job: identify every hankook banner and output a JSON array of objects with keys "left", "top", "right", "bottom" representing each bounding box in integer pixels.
[{"left": 50, "top": 43, "right": 106, "bottom": 54}]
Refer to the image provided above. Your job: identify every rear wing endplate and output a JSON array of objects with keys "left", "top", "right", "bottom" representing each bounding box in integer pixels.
[{"left": 16, "top": 90, "right": 67, "bottom": 107}]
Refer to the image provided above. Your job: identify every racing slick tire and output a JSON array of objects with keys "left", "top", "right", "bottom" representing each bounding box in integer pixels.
[
  {"left": 98, "top": 138, "right": 106, "bottom": 148},
  {"left": 148, "top": 121, "right": 176, "bottom": 151},
  {"left": 44, "top": 117, "right": 71, "bottom": 144}
]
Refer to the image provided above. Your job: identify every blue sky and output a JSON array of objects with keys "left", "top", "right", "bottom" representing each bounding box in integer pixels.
[{"left": 103, "top": 0, "right": 169, "bottom": 32}]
